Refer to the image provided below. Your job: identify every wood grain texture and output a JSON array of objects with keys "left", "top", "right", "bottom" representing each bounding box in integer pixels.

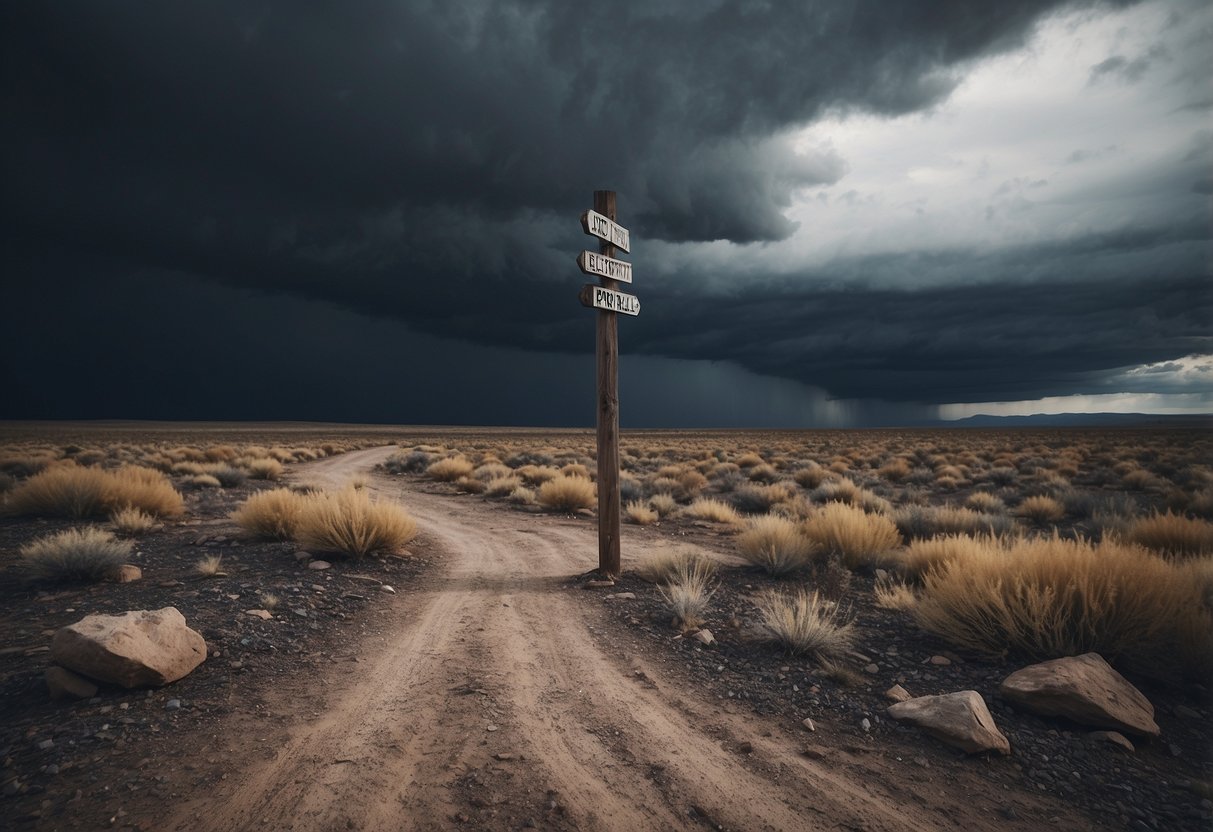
[{"left": 594, "top": 189, "right": 621, "bottom": 577}]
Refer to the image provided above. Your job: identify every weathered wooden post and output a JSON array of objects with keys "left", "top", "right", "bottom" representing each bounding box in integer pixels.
[{"left": 577, "top": 190, "right": 638, "bottom": 578}]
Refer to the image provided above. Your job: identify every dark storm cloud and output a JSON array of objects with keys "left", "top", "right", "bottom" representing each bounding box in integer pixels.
[{"left": 8, "top": 0, "right": 1205, "bottom": 422}]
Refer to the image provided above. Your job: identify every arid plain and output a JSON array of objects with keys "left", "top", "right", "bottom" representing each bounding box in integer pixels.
[{"left": 0, "top": 422, "right": 1209, "bottom": 831}]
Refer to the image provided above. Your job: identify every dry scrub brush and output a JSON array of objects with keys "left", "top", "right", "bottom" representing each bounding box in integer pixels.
[
  {"left": 1015, "top": 494, "right": 1066, "bottom": 524},
  {"left": 682, "top": 498, "right": 741, "bottom": 525},
  {"left": 758, "top": 589, "right": 856, "bottom": 660},
  {"left": 657, "top": 558, "right": 717, "bottom": 630},
  {"left": 537, "top": 475, "right": 596, "bottom": 512},
  {"left": 635, "top": 546, "right": 719, "bottom": 584},
  {"left": 913, "top": 535, "right": 1213, "bottom": 678},
  {"left": 426, "top": 457, "right": 475, "bottom": 482},
  {"left": 736, "top": 515, "right": 817, "bottom": 576},
  {"left": 295, "top": 487, "right": 417, "bottom": 558},
  {"left": 20, "top": 527, "right": 132, "bottom": 583},
  {"left": 802, "top": 502, "right": 901, "bottom": 570},
  {"left": 1127, "top": 510, "right": 1213, "bottom": 557},
  {"left": 110, "top": 507, "right": 156, "bottom": 535},
  {"left": 4, "top": 463, "right": 182, "bottom": 518},
  {"left": 625, "top": 500, "right": 658, "bottom": 525},
  {"left": 232, "top": 488, "right": 306, "bottom": 540}
]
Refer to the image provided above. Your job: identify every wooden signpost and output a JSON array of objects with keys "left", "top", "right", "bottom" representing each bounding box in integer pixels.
[{"left": 577, "top": 190, "right": 636, "bottom": 578}]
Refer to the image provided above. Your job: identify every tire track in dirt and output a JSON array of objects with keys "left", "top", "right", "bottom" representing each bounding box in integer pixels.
[{"left": 165, "top": 447, "right": 1093, "bottom": 832}]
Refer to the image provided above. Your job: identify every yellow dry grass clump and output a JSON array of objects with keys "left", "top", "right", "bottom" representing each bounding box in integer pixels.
[
  {"left": 803, "top": 502, "right": 901, "bottom": 570},
  {"left": 736, "top": 515, "right": 817, "bottom": 576},
  {"left": 426, "top": 457, "right": 475, "bottom": 482},
  {"left": 110, "top": 507, "right": 156, "bottom": 535},
  {"left": 1015, "top": 495, "right": 1065, "bottom": 523},
  {"left": 682, "top": 498, "right": 741, "bottom": 525},
  {"left": 635, "top": 546, "right": 719, "bottom": 584},
  {"left": 757, "top": 589, "right": 856, "bottom": 660},
  {"left": 232, "top": 488, "right": 306, "bottom": 540},
  {"left": 537, "top": 476, "right": 596, "bottom": 512},
  {"left": 295, "top": 487, "right": 418, "bottom": 558},
  {"left": 913, "top": 534, "right": 1212, "bottom": 678},
  {"left": 4, "top": 462, "right": 183, "bottom": 518},
  {"left": 1127, "top": 510, "right": 1213, "bottom": 557},
  {"left": 625, "top": 500, "right": 658, "bottom": 525},
  {"left": 899, "top": 534, "right": 995, "bottom": 582}
]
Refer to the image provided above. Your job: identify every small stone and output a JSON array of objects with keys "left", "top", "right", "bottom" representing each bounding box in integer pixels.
[
  {"left": 165, "top": 699, "right": 181, "bottom": 711},
  {"left": 861, "top": 718, "right": 871, "bottom": 732},
  {"left": 307, "top": 560, "right": 331, "bottom": 571},
  {"left": 1168, "top": 743, "right": 1182, "bottom": 757},
  {"left": 245, "top": 609, "right": 273, "bottom": 620},
  {"left": 493, "top": 752, "right": 515, "bottom": 761},
  {"left": 874, "top": 568, "right": 890, "bottom": 582},
  {"left": 802, "top": 718, "right": 816, "bottom": 732},
  {"left": 110, "top": 564, "right": 142, "bottom": 583},
  {"left": 864, "top": 663, "right": 879, "bottom": 674},
  {"left": 292, "top": 608, "right": 309, "bottom": 618},
  {"left": 583, "top": 580, "right": 615, "bottom": 589},
  {"left": 486, "top": 725, "right": 498, "bottom": 732},
  {"left": 36, "top": 739, "right": 54, "bottom": 751},
  {"left": 293, "top": 551, "right": 312, "bottom": 562},
  {"left": 379, "top": 585, "right": 396, "bottom": 594},
  {"left": 44, "top": 764, "right": 59, "bottom": 776},
  {"left": 928, "top": 655, "right": 952, "bottom": 666},
  {"left": 913, "top": 756, "right": 929, "bottom": 768},
  {"left": 607, "top": 592, "right": 637, "bottom": 600},
  {"left": 692, "top": 629, "right": 715, "bottom": 646},
  {"left": 884, "top": 684, "right": 913, "bottom": 703},
  {"left": 737, "top": 741, "right": 754, "bottom": 754}
]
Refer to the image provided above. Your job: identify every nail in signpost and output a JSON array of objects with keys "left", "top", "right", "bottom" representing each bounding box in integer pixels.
[{"left": 577, "top": 191, "right": 638, "bottom": 578}]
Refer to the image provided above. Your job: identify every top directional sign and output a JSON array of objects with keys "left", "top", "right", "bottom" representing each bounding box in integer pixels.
[{"left": 580, "top": 209, "right": 630, "bottom": 253}]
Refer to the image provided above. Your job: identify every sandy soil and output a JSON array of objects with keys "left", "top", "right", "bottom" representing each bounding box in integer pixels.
[{"left": 155, "top": 447, "right": 1096, "bottom": 832}]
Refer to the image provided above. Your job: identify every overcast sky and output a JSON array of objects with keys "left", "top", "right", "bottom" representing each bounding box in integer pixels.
[{"left": 2, "top": 0, "right": 1209, "bottom": 427}]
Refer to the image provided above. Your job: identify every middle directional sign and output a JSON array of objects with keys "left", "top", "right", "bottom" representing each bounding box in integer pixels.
[
  {"left": 580, "top": 284, "right": 640, "bottom": 316},
  {"left": 577, "top": 250, "right": 633, "bottom": 284}
]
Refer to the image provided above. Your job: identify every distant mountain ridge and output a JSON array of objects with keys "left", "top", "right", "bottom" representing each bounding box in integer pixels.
[{"left": 945, "top": 412, "right": 1211, "bottom": 428}]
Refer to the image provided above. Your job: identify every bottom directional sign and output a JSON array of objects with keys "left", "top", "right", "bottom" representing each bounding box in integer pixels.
[{"left": 580, "top": 284, "right": 640, "bottom": 316}]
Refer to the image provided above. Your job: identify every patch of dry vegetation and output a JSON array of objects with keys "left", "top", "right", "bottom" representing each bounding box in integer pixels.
[
  {"left": 757, "top": 589, "right": 856, "bottom": 660},
  {"left": 536, "top": 476, "right": 596, "bottom": 512},
  {"left": 635, "top": 546, "right": 719, "bottom": 584},
  {"left": 1127, "top": 511, "right": 1213, "bottom": 557},
  {"left": 682, "top": 498, "right": 742, "bottom": 525},
  {"left": 295, "top": 487, "right": 418, "bottom": 558},
  {"left": 802, "top": 502, "right": 901, "bottom": 570},
  {"left": 625, "top": 500, "right": 658, "bottom": 525},
  {"left": 110, "top": 507, "right": 156, "bottom": 535},
  {"left": 232, "top": 488, "right": 306, "bottom": 540},
  {"left": 426, "top": 457, "right": 475, "bottom": 482},
  {"left": 1015, "top": 494, "right": 1065, "bottom": 524},
  {"left": 736, "top": 515, "right": 817, "bottom": 576},
  {"left": 913, "top": 535, "right": 1212, "bottom": 678},
  {"left": 20, "top": 527, "right": 131, "bottom": 583},
  {"left": 4, "top": 463, "right": 183, "bottom": 518}
]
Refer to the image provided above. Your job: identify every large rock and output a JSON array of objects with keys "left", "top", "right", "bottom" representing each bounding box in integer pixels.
[
  {"left": 887, "top": 691, "right": 1011, "bottom": 755},
  {"left": 51, "top": 607, "right": 207, "bottom": 688},
  {"left": 999, "top": 653, "right": 1159, "bottom": 738}
]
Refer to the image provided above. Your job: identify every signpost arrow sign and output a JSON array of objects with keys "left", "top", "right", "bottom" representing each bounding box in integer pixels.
[
  {"left": 577, "top": 250, "right": 633, "bottom": 284},
  {"left": 580, "top": 284, "right": 640, "bottom": 317},
  {"left": 580, "top": 209, "right": 630, "bottom": 253}
]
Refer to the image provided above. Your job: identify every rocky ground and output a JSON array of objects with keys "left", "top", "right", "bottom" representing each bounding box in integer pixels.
[
  {"left": 0, "top": 478, "right": 431, "bottom": 829},
  {"left": 584, "top": 546, "right": 1213, "bottom": 832}
]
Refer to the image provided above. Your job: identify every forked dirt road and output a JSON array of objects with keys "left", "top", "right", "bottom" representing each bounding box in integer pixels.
[{"left": 165, "top": 447, "right": 1092, "bottom": 832}]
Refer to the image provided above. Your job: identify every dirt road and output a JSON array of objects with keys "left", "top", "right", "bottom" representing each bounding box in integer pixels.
[{"left": 164, "top": 447, "right": 1088, "bottom": 831}]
